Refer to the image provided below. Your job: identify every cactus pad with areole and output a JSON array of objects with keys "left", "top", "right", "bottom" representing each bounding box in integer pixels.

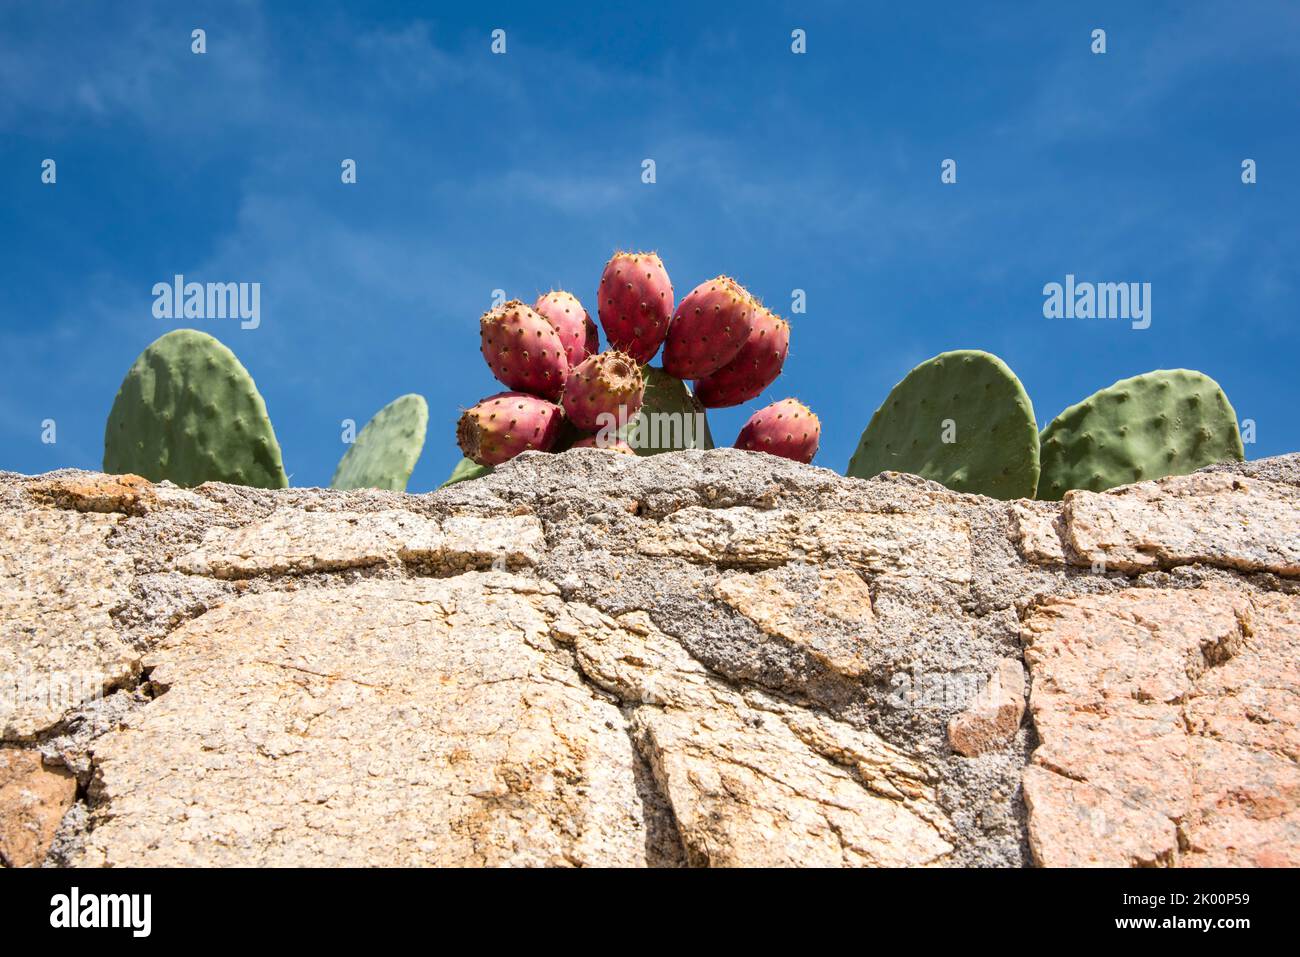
[
  {"left": 440, "top": 457, "right": 494, "bottom": 489},
  {"left": 330, "top": 393, "right": 428, "bottom": 492},
  {"left": 104, "top": 329, "right": 288, "bottom": 489},
  {"left": 847, "top": 350, "right": 1039, "bottom": 499},
  {"left": 623, "top": 366, "right": 714, "bottom": 455},
  {"left": 1037, "top": 369, "right": 1244, "bottom": 500}
]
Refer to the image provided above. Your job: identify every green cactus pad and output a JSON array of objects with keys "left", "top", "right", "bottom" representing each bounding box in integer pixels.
[
  {"left": 550, "top": 417, "right": 589, "bottom": 454},
  {"left": 623, "top": 366, "right": 714, "bottom": 455},
  {"left": 104, "top": 329, "right": 287, "bottom": 489},
  {"left": 1037, "top": 369, "right": 1244, "bottom": 500},
  {"left": 330, "top": 394, "right": 428, "bottom": 492},
  {"left": 847, "top": 350, "right": 1039, "bottom": 499},
  {"left": 440, "top": 456, "right": 493, "bottom": 488}
]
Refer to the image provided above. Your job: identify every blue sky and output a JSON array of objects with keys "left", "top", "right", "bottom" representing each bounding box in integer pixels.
[{"left": 2, "top": 0, "right": 1296, "bottom": 491}]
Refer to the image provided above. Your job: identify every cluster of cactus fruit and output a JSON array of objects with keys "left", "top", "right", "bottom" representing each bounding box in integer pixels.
[
  {"left": 98, "top": 278, "right": 1243, "bottom": 503},
  {"left": 449, "top": 250, "right": 818, "bottom": 483},
  {"left": 846, "top": 350, "right": 1245, "bottom": 501}
]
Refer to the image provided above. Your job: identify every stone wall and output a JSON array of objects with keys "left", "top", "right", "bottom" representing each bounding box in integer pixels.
[{"left": 1, "top": 450, "right": 1296, "bottom": 867}]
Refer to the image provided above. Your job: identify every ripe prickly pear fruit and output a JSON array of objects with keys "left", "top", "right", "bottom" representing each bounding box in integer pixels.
[
  {"left": 534, "top": 290, "right": 599, "bottom": 368},
  {"left": 662, "top": 276, "right": 756, "bottom": 380},
  {"left": 694, "top": 303, "right": 790, "bottom": 408},
  {"left": 734, "top": 398, "right": 820, "bottom": 464},
  {"left": 457, "top": 391, "right": 563, "bottom": 466},
  {"left": 560, "top": 350, "right": 645, "bottom": 433},
  {"left": 480, "top": 299, "right": 570, "bottom": 400},
  {"left": 570, "top": 435, "right": 637, "bottom": 455},
  {"left": 597, "top": 251, "right": 674, "bottom": 364}
]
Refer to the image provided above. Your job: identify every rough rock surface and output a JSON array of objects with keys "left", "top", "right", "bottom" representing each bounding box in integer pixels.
[
  {"left": 0, "top": 748, "right": 76, "bottom": 866},
  {"left": 1023, "top": 588, "right": 1299, "bottom": 867},
  {"left": 0, "top": 451, "right": 1296, "bottom": 867},
  {"left": 948, "top": 658, "right": 1026, "bottom": 758}
]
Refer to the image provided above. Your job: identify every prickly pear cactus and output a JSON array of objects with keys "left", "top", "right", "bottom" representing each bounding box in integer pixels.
[
  {"left": 534, "top": 290, "right": 598, "bottom": 368},
  {"left": 847, "top": 350, "right": 1039, "bottom": 499},
  {"left": 440, "top": 457, "right": 493, "bottom": 489},
  {"left": 623, "top": 366, "right": 714, "bottom": 455},
  {"left": 1037, "top": 369, "right": 1244, "bottom": 499},
  {"left": 104, "top": 329, "right": 288, "bottom": 489},
  {"left": 570, "top": 435, "right": 637, "bottom": 455},
  {"left": 549, "top": 416, "right": 589, "bottom": 454},
  {"left": 330, "top": 393, "right": 428, "bottom": 492}
]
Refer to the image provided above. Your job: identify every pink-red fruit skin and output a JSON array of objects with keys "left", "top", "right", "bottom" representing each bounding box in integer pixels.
[
  {"left": 480, "top": 300, "right": 570, "bottom": 401},
  {"left": 694, "top": 304, "right": 790, "bottom": 408},
  {"left": 560, "top": 350, "right": 645, "bottom": 433},
  {"left": 571, "top": 435, "right": 637, "bottom": 455},
  {"left": 662, "top": 276, "right": 756, "bottom": 380},
  {"left": 457, "top": 391, "right": 563, "bottom": 466},
  {"left": 597, "top": 252, "right": 674, "bottom": 364},
  {"left": 534, "top": 290, "right": 599, "bottom": 368},
  {"left": 734, "top": 398, "right": 820, "bottom": 464}
]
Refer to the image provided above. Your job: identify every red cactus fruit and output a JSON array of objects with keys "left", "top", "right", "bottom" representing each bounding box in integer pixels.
[
  {"left": 694, "top": 303, "right": 790, "bottom": 408},
  {"left": 733, "top": 398, "right": 820, "bottom": 464},
  {"left": 534, "top": 290, "right": 599, "bottom": 368},
  {"left": 457, "top": 391, "right": 564, "bottom": 466},
  {"left": 480, "top": 299, "right": 570, "bottom": 400},
  {"left": 661, "top": 276, "right": 756, "bottom": 380},
  {"left": 596, "top": 251, "right": 674, "bottom": 364},
  {"left": 560, "top": 350, "right": 645, "bottom": 433},
  {"left": 570, "top": 435, "right": 637, "bottom": 455}
]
